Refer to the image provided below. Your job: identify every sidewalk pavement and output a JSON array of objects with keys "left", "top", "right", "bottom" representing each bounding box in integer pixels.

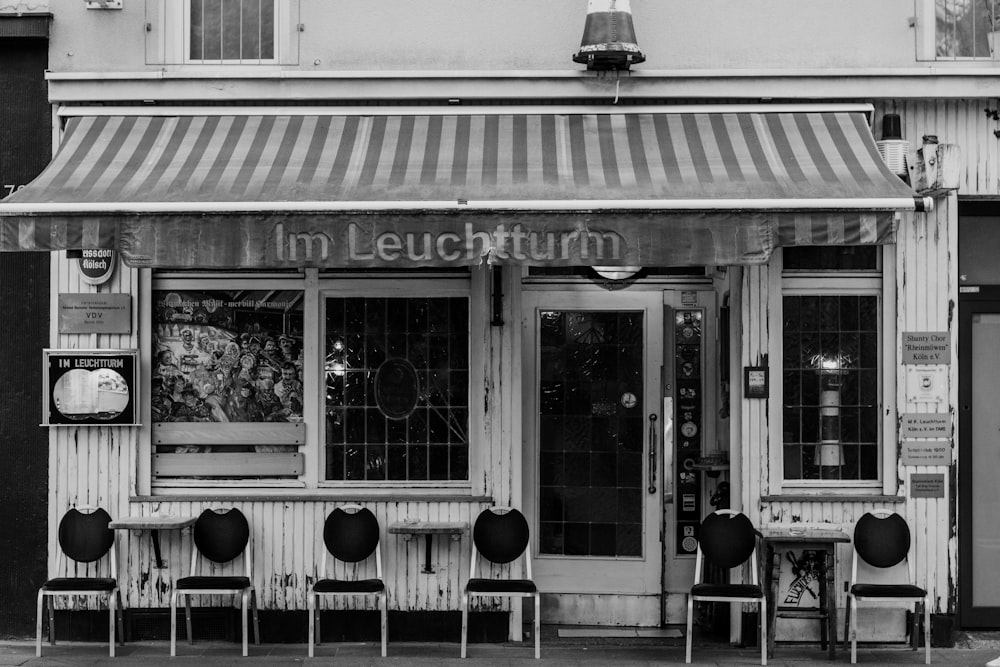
[{"left": 5, "top": 630, "right": 1000, "bottom": 667}]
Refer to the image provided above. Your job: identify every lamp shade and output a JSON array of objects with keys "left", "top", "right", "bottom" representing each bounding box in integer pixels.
[
  {"left": 876, "top": 113, "right": 909, "bottom": 177},
  {"left": 573, "top": 0, "right": 645, "bottom": 70}
]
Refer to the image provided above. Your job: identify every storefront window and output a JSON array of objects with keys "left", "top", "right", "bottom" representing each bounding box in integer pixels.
[
  {"left": 782, "top": 294, "right": 879, "bottom": 481},
  {"left": 324, "top": 297, "right": 469, "bottom": 482},
  {"left": 151, "top": 289, "right": 304, "bottom": 425}
]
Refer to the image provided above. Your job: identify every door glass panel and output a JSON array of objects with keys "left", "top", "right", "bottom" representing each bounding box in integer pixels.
[
  {"left": 972, "top": 313, "right": 1000, "bottom": 606},
  {"left": 537, "top": 310, "right": 644, "bottom": 557}
]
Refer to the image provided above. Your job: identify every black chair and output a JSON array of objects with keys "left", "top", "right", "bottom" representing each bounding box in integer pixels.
[
  {"left": 36, "top": 507, "right": 124, "bottom": 657},
  {"left": 845, "top": 510, "right": 930, "bottom": 664},
  {"left": 170, "top": 508, "right": 260, "bottom": 656},
  {"left": 685, "top": 509, "right": 766, "bottom": 665},
  {"left": 461, "top": 507, "right": 539, "bottom": 659},
  {"left": 308, "top": 505, "right": 387, "bottom": 658}
]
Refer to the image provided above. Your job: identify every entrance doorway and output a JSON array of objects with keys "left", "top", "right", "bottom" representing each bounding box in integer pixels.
[
  {"left": 522, "top": 286, "right": 719, "bottom": 626},
  {"left": 958, "top": 293, "right": 1000, "bottom": 626}
]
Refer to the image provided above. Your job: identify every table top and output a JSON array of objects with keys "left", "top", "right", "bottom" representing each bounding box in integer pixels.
[
  {"left": 760, "top": 526, "right": 851, "bottom": 544},
  {"left": 387, "top": 521, "right": 468, "bottom": 535},
  {"left": 109, "top": 515, "right": 198, "bottom": 530}
]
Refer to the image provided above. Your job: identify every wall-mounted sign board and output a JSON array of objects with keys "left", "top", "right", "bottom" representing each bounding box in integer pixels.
[
  {"left": 901, "top": 439, "right": 952, "bottom": 466},
  {"left": 58, "top": 294, "right": 131, "bottom": 334},
  {"left": 904, "top": 366, "right": 949, "bottom": 404},
  {"left": 900, "top": 413, "right": 952, "bottom": 439},
  {"left": 43, "top": 349, "right": 138, "bottom": 426},
  {"left": 901, "top": 331, "right": 951, "bottom": 364},
  {"left": 909, "top": 473, "right": 945, "bottom": 498}
]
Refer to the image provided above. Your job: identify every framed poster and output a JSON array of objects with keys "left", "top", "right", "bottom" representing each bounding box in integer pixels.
[{"left": 43, "top": 349, "right": 139, "bottom": 426}]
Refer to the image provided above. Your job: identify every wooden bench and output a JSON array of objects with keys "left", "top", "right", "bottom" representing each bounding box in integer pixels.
[{"left": 152, "top": 422, "right": 304, "bottom": 477}]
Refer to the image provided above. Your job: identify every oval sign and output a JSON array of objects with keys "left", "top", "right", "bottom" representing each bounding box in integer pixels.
[
  {"left": 374, "top": 358, "right": 420, "bottom": 420},
  {"left": 78, "top": 249, "right": 117, "bottom": 286}
]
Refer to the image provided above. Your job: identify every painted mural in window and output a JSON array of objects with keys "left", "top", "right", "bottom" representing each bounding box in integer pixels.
[
  {"left": 189, "top": 0, "right": 275, "bottom": 61},
  {"left": 782, "top": 295, "right": 879, "bottom": 481},
  {"left": 324, "top": 297, "right": 469, "bottom": 482},
  {"left": 152, "top": 290, "right": 304, "bottom": 426}
]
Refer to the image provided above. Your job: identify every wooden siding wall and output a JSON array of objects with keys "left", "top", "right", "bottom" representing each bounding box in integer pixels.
[
  {"left": 47, "top": 260, "right": 518, "bottom": 614},
  {"left": 741, "top": 100, "right": 968, "bottom": 619}
]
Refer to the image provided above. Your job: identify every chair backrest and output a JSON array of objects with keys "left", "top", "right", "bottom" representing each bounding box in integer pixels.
[
  {"left": 853, "top": 511, "right": 911, "bottom": 569},
  {"left": 324, "top": 505, "right": 379, "bottom": 563},
  {"left": 698, "top": 510, "right": 757, "bottom": 569},
  {"left": 193, "top": 508, "right": 250, "bottom": 563},
  {"left": 58, "top": 507, "right": 114, "bottom": 563},
  {"left": 472, "top": 507, "right": 529, "bottom": 564}
]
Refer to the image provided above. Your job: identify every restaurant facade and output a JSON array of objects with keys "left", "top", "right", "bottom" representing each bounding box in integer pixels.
[{"left": 1, "top": 0, "right": 998, "bottom": 646}]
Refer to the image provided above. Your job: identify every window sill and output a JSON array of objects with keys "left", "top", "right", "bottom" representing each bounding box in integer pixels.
[
  {"left": 133, "top": 491, "right": 493, "bottom": 503},
  {"left": 761, "top": 494, "right": 905, "bottom": 503}
]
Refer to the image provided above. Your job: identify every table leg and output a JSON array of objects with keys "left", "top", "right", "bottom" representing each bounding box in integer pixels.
[
  {"left": 422, "top": 534, "right": 435, "bottom": 574},
  {"left": 766, "top": 545, "right": 779, "bottom": 658},
  {"left": 825, "top": 548, "right": 837, "bottom": 659},
  {"left": 151, "top": 529, "right": 165, "bottom": 569}
]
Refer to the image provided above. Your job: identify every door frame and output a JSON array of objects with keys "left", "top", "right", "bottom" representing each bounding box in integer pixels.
[{"left": 958, "top": 288, "right": 1000, "bottom": 627}]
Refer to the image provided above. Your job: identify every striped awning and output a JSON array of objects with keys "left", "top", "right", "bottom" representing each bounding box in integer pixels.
[{"left": 0, "top": 106, "right": 924, "bottom": 268}]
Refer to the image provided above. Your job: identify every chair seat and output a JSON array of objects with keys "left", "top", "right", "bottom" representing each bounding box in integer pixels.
[
  {"left": 850, "top": 583, "right": 927, "bottom": 598},
  {"left": 466, "top": 578, "right": 537, "bottom": 594},
  {"left": 313, "top": 578, "right": 385, "bottom": 594},
  {"left": 691, "top": 582, "right": 764, "bottom": 598},
  {"left": 42, "top": 577, "right": 117, "bottom": 592},
  {"left": 176, "top": 576, "right": 252, "bottom": 590}
]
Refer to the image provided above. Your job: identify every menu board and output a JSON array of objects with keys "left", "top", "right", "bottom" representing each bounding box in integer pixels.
[{"left": 43, "top": 350, "right": 138, "bottom": 426}]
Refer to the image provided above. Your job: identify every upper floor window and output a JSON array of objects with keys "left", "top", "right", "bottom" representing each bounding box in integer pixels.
[
  {"left": 188, "top": 0, "right": 275, "bottom": 62},
  {"left": 147, "top": 0, "right": 299, "bottom": 65},
  {"left": 918, "top": 0, "right": 1000, "bottom": 59}
]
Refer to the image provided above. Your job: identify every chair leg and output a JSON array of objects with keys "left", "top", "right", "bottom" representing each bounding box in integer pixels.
[
  {"left": 109, "top": 592, "right": 116, "bottom": 658},
  {"left": 460, "top": 591, "right": 469, "bottom": 658},
  {"left": 251, "top": 588, "right": 261, "bottom": 645},
  {"left": 534, "top": 593, "right": 541, "bottom": 660},
  {"left": 380, "top": 590, "right": 388, "bottom": 657},
  {"left": 184, "top": 594, "right": 193, "bottom": 645},
  {"left": 843, "top": 593, "right": 851, "bottom": 653},
  {"left": 241, "top": 591, "right": 249, "bottom": 657},
  {"left": 307, "top": 591, "right": 315, "bottom": 658},
  {"left": 760, "top": 596, "right": 767, "bottom": 666},
  {"left": 850, "top": 596, "right": 858, "bottom": 664},
  {"left": 35, "top": 591, "right": 44, "bottom": 657},
  {"left": 169, "top": 590, "right": 178, "bottom": 657},
  {"left": 685, "top": 595, "right": 694, "bottom": 664}
]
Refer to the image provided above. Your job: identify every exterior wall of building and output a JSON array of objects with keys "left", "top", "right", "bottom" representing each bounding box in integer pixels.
[{"left": 27, "top": 0, "right": 999, "bottom": 637}]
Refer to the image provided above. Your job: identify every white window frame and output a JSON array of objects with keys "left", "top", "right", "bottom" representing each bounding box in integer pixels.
[
  {"left": 153, "top": 0, "right": 298, "bottom": 65},
  {"left": 768, "top": 247, "right": 897, "bottom": 495},
  {"left": 138, "top": 268, "right": 486, "bottom": 497},
  {"left": 316, "top": 275, "right": 485, "bottom": 491},
  {"left": 916, "top": 0, "right": 1000, "bottom": 61}
]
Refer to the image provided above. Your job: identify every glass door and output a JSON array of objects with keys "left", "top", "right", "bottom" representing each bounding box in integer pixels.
[{"left": 522, "top": 287, "right": 716, "bottom": 626}]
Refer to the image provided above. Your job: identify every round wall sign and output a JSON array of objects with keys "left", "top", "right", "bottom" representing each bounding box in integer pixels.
[
  {"left": 374, "top": 358, "right": 420, "bottom": 420},
  {"left": 78, "top": 249, "right": 117, "bottom": 285}
]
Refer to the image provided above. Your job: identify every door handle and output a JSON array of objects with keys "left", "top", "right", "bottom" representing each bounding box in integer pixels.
[{"left": 648, "top": 413, "right": 658, "bottom": 494}]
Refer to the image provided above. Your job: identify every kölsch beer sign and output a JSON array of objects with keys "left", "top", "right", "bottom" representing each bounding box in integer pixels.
[{"left": 67, "top": 248, "right": 118, "bottom": 285}]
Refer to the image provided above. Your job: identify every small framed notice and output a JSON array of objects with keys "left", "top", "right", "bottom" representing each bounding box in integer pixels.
[
  {"left": 43, "top": 349, "right": 139, "bottom": 426},
  {"left": 744, "top": 366, "right": 768, "bottom": 399}
]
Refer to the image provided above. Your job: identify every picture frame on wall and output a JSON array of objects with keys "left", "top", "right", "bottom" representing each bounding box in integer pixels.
[{"left": 42, "top": 349, "right": 139, "bottom": 426}]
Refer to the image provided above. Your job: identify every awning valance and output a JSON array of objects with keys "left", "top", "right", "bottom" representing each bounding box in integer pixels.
[{"left": 0, "top": 105, "right": 925, "bottom": 268}]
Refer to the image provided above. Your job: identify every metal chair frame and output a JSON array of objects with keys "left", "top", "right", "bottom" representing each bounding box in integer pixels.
[
  {"left": 36, "top": 506, "right": 124, "bottom": 658},
  {"left": 461, "top": 506, "right": 539, "bottom": 660},
  {"left": 169, "top": 508, "right": 260, "bottom": 657},
  {"left": 685, "top": 509, "right": 767, "bottom": 666},
  {"left": 307, "top": 504, "right": 387, "bottom": 658},
  {"left": 845, "top": 509, "right": 931, "bottom": 664}
]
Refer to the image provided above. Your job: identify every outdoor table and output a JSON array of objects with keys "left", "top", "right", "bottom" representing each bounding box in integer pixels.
[
  {"left": 388, "top": 521, "right": 468, "bottom": 574},
  {"left": 109, "top": 514, "right": 198, "bottom": 569},
  {"left": 760, "top": 526, "right": 851, "bottom": 660}
]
